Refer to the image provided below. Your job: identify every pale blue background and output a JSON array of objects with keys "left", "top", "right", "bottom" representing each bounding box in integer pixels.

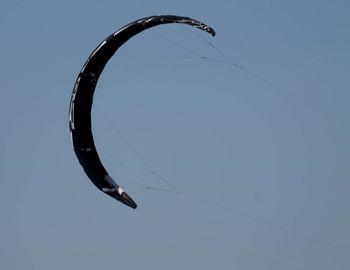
[{"left": 1, "top": 1, "right": 349, "bottom": 269}]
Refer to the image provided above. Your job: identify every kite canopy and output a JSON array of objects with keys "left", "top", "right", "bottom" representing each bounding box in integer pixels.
[{"left": 69, "top": 15, "right": 215, "bottom": 209}]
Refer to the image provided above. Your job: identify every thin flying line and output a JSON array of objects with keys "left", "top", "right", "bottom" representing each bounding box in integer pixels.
[{"left": 93, "top": 103, "right": 183, "bottom": 194}]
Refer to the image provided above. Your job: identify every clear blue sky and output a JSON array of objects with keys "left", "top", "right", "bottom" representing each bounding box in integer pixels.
[{"left": 1, "top": 1, "right": 349, "bottom": 269}]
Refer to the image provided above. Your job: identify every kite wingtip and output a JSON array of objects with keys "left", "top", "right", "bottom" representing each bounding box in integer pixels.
[{"left": 119, "top": 191, "right": 138, "bottom": 209}]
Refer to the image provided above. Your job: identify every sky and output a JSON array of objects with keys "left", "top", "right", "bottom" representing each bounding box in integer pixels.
[{"left": 1, "top": 0, "right": 349, "bottom": 269}]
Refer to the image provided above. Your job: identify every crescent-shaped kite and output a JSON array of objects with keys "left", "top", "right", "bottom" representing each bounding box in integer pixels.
[{"left": 69, "top": 15, "right": 215, "bottom": 209}]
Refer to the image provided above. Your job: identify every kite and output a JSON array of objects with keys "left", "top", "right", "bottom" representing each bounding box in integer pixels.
[{"left": 69, "top": 15, "right": 215, "bottom": 209}]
